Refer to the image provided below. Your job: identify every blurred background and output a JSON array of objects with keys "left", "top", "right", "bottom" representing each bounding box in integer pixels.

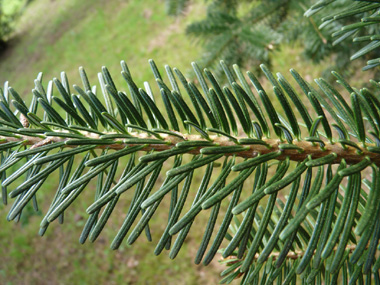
[{"left": 0, "top": 0, "right": 374, "bottom": 284}]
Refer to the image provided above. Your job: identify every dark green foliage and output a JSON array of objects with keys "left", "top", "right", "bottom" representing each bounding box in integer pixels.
[
  {"left": 305, "top": 0, "right": 380, "bottom": 70},
  {"left": 169, "top": 0, "right": 358, "bottom": 74},
  {"left": 168, "top": 0, "right": 380, "bottom": 76},
  {"left": 185, "top": 0, "right": 291, "bottom": 73}
]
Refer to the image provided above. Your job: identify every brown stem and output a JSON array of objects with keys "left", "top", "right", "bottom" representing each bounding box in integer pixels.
[
  {"left": 309, "top": 17, "right": 327, "bottom": 45},
  {"left": 221, "top": 243, "right": 362, "bottom": 280},
  {"left": 221, "top": 244, "right": 361, "bottom": 271},
  {"left": 2, "top": 131, "right": 379, "bottom": 166}
]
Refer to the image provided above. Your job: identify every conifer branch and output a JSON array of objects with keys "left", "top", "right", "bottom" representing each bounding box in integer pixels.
[
  {"left": 1, "top": 58, "right": 380, "bottom": 283},
  {"left": 3, "top": 132, "right": 380, "bottom": 165}
]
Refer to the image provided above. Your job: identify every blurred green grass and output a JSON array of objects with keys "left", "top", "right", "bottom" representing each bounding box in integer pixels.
[
  {"left": 0, "top": 0, "right": 374, "bottom": 284},
  {"left": 0, "top": 0, "right": 206, "bottom": 96}
]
